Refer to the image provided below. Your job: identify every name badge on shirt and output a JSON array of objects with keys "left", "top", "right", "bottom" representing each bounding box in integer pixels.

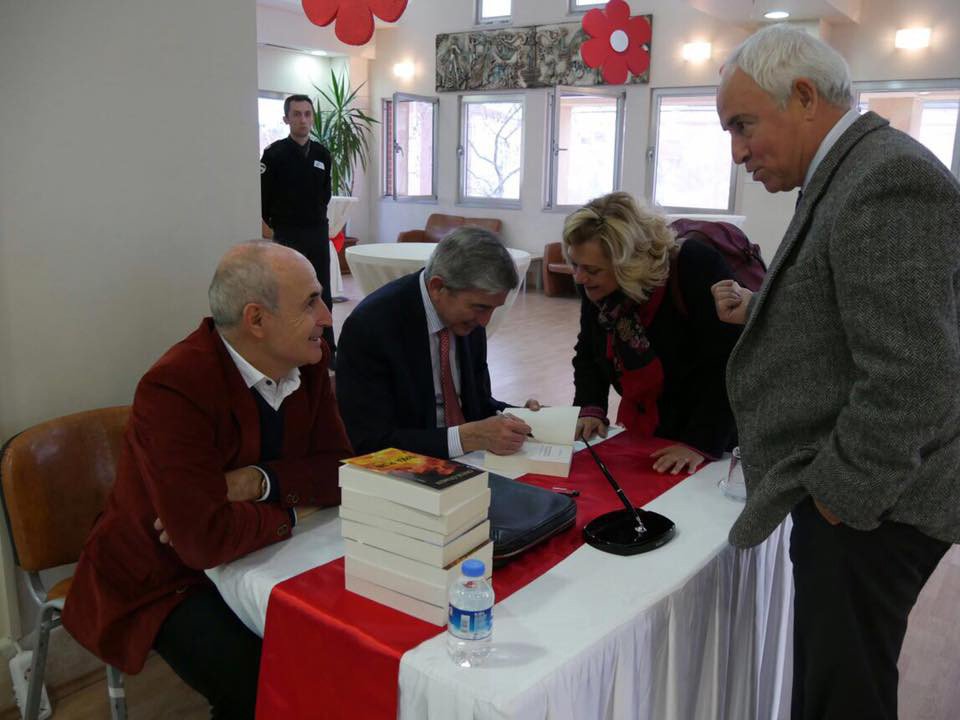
[{"left": 314, "top": 160, "right": 325, "bottom": 170}]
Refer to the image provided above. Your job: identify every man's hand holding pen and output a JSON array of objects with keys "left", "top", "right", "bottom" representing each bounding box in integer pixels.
[{"left": 460, "top": 412, "right": 533, "bottom": 455}]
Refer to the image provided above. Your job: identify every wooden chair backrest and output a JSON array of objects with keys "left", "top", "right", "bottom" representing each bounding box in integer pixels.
[{"left": 0, "top": 406, "right": 130, "bottom": 572}]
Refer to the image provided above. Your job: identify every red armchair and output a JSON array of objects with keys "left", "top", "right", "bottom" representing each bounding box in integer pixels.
[
  {"left": 397, "top": 213, "right": 503, "bottom": 243},
  {"left": 542, "top": 242, "right": 576, "bottom": 297}
]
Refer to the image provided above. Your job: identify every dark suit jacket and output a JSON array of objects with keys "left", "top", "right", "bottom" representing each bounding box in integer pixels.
[
  {"left": 336, "top": 271, "right": 506, "bottom": 458},
  {"left": 62, "top": 319, "right": 351, "bottom": 673},
  {"left": 727, "top": 111, "right": 960, "bottom": 547}
]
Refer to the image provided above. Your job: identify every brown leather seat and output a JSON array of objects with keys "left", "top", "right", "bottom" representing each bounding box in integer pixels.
[
  {"left": 543, "top": 242, "right": 576, "bottom": 297},
  {"left": 0, "top": 406, "right": 131, "bottom": 720},
  {"left": 397, "top": 213, "right": 503, "bottom": 243}
]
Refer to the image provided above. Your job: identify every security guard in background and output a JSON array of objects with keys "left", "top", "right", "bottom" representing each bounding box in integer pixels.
[{"left": 260, "top": 94, "right": 337, "bottom": 360}]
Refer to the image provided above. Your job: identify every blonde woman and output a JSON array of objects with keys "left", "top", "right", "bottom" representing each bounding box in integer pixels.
[{"left": 563, "top": 192, "right": 741, "bottom": 474}]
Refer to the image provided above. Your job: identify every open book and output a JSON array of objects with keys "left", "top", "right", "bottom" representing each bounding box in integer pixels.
[{"left": 483, "top": 406, "right": 579, "bottom": 478}]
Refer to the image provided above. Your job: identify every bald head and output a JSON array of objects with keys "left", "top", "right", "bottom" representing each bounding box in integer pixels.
[{"left": 208, "top": 242, "right": 313, "bottom": 329}]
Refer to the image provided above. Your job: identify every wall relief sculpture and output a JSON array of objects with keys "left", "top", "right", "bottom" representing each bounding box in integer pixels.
[{"left": 436, "top": 19, "right": 652, "bottom": 92}]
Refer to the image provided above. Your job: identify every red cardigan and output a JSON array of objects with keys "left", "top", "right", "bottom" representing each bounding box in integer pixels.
[{"left": 62, "top": 319, "right": 352, "bottom": 673}]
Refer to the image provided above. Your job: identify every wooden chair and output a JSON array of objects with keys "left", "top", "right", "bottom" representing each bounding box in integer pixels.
[
  {"left": 396, "top": 213, "right": 503, "bottom": 243},
  {"left": 542, "top": 242, "right": 576, "bottom": 297},
  {"left": 0, "top": 406, "right": 131, "bottom": 720}
]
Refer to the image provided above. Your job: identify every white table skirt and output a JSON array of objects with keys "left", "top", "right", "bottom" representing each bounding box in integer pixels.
[
  {"left": 345, "top": 243, "right": 532, "bottom": 337},
  {"left": 207, "top": 460, "right": 793, "bottom": 720}
]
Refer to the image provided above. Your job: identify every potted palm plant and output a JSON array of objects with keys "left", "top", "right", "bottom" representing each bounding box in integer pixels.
[
  {"left": 312, "top": 70, "right": 378, "bottom": 290},
  {"left": 312, "top": 70, "right": 378, "bottom": 197}
]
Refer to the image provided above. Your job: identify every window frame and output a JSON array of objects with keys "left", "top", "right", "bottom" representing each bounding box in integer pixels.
[
  {"left": 476, "top": 0, "right": 511, "bottom": 25},
  {"left": 381, "top": 97, "right": 393, "bottom": 198},
  {"left": 385, "top": 92, "right": 440, "bottom": 203},
  {"left": 457, "top": 93, "right": 526, "bottom": 209},
  {"left": 646, "top": 86, "right": 737, "bottom": 215},
  {"left": 854, "top": 79, "right": 960, "bottom": 178},
  {"left": 257, "top": 90, "right": 290, "bottom": 157},
  {"left": 567, "top": 0, "right": 607, "bottom": 14},
  {"left": 544, "top": 85, "right": 626, "bottom": 211}
]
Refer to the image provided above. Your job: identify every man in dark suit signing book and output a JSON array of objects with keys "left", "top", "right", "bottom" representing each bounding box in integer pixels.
[
  {"left": 711, "top": 24, "right": 959, "bottom": 720},
  {"left": 336, "top": 227, "right": 540, "bottom": 459}
]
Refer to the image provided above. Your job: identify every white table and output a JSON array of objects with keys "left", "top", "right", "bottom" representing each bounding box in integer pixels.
[
  {"left": 207, "top": 459, "right": 793, "bottom": 720},
  {"left": 344, "top": 243, "right": 532, "bottom": 337},
  {"left": 326, "top": 196, "right": 358, "bottom": 299}
]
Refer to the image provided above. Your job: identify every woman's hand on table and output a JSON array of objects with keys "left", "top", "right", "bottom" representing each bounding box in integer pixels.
[
  {"left": 576, "top": 417, "right": 608, "bottom": 442},
  {"left": 650, "top": 445, "right": 704, "bottom": 474}
]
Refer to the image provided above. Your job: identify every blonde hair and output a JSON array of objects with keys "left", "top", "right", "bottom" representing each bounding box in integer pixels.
[{"left": 561, "top": 192, "right": 676, "bottom": 302}]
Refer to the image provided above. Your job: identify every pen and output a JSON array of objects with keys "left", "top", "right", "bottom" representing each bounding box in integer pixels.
[
  {"left": 497, "top": 410, "right": 535, "bottom": 438},
  {"left": 552, "top": 486, "right": 580, "bottom": 497},
  {"left": 582, "top": 437, "right": 647, "bottom": 534}
]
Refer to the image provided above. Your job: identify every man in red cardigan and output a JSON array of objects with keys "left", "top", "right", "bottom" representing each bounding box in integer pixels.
[{"left": 63, "top": 242, "right": 351, "bottom": 719}]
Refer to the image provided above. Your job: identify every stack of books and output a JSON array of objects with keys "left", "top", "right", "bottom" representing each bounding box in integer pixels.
[{"left": 339, "top": 448, "right": 493, "bottom": 625}]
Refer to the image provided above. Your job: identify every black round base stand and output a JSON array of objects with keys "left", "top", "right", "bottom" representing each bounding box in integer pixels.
[{"left": 583, "top": 509, "right": 676, "bottom": 556}]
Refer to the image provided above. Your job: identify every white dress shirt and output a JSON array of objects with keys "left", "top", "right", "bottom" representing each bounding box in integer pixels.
[
  {"left": 220, "top": 333, "right": 301, "bottom": 503},
  {"left": 418, "top": 272, "right": 465, "bottom": 457},
  {"left": 803, "top": 108, "right": 861, "bottom": 191}
]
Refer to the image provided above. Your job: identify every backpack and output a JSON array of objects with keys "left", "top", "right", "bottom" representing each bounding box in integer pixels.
[{"left": 668, "top": 218, "right": 767, "bottom": 317}]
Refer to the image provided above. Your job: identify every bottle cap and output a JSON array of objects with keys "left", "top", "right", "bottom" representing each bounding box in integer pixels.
[{"left": 461, "top": 559, "right": 485, "bottom": 577}]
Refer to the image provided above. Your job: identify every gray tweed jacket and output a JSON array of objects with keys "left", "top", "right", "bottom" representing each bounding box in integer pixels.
[{"left": 727, "top": 111, "right": 960, "bottom": 548}]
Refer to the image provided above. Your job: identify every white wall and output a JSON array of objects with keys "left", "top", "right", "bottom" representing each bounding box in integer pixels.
[
  {"left": 0, "top": 0, "right": 260, "bottom": 694},
  {"left": 366, "top": 0, "right": 960, "bottom": 265},
  {"left": 258, "top": 45, "right": 332, "bottom": 95}
]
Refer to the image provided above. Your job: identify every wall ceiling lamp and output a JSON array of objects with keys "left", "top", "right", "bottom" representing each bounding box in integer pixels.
[
  {"left": 393, "top": 60, "right": 415, "bottom": 79},
  {"left": 764, "top": 10, "right": 790, "bottom": 20},
  {"left": 681, "top": 42, "right": 712, "bottom": 63},
  {"left": 895, "top": 27, "right": 931, "bottom": 49}
]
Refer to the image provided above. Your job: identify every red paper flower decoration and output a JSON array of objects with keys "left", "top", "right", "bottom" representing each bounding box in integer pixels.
[
  {"left": 580, "top": 0, "right": 652, "bottom": 85},
  {"left": 302, "top": 0, "right": 408, "bottom": 46}
]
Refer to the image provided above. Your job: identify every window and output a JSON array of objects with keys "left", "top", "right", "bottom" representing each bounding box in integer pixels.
[
  {"left": 258, "top": 92, "right": 289, "bottom": 157},
  {"left": 648, "top": 89, "right": 736, "bottom": 213},
  {"left": 383, "top": 94, "right": 438, "bottom": 201},
  {"left": 568, "top": 0, "right": 606, "bottom": 12},
  {"left": 381, "top": 99, "right": 393, "bottom": 196},
  {"left": 546, "top": 87, "right": 625, "bottom": 209},
  {"left": 459, "top": 95, "right": 524, "bottom": 206},
  {"left": 856, "top": 81, "right": 960, "bottom": 177},
  {"left": 476, "top": 0, "right": 510, "bottom": 24}
]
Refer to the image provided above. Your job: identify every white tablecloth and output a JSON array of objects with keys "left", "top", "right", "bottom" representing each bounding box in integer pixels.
[
  {"left": 344, "top": 243, "right": 532, "bottom": 337},
  {"left": 325, "top": 196, "right": 358, "bottom": 298},
  {"left": 207, "top": 459, "right": 793, "bottom": 720}
]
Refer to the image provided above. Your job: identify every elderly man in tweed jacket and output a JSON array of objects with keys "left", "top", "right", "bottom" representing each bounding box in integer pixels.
[{"left": 712, "top": 25, "right": 959, "bottom": 720}]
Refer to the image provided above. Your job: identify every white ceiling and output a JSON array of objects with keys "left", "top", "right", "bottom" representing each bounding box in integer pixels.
[
  {"left": 255, "top": 0, "right": 863, "bottom": 58},
  {"left": 686, "top": 0, "right": 861, "bottom": 24}
]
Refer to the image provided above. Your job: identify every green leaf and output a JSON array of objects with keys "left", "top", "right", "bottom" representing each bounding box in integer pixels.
[{"left": 311, "top": 71, "right": 379, "bottom": 196}]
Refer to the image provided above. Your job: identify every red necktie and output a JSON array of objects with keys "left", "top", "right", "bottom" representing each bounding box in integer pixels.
[{"left": 438, "top": 328, "right": 465, "bottom": 428}]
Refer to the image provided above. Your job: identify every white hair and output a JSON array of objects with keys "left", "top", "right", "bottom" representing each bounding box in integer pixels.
[{"left": 722, "top": 24, "right": 853, "bottom": 109}]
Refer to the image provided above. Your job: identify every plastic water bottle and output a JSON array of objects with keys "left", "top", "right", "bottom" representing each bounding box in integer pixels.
[{"left": 446, "top": 559, "right": 494, "bottom": 667}]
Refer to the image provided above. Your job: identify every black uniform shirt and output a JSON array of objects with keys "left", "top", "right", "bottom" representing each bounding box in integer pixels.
[{"left": 260, "top": 137, "right": 333, "bottom": 229}]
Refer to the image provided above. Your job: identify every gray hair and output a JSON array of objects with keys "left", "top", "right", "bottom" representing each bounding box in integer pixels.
[
  {"left": 424, "top": 227, "right": 519, "bottom": 293},
  {"left": 208, "top": 241, "right": 280, "bottom": 328},
  {"left": 722, "top": 24, "right": 853, "bottom": 109}
]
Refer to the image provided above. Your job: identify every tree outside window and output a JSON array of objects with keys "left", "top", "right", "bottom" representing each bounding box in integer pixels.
[{"left": 460, "top": 98, "right": 524, "bottom": 204}]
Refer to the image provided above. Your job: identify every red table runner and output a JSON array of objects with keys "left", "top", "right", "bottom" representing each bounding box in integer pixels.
[{"left": 256, "top": 433, "right": 688, "bottom": 719}]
